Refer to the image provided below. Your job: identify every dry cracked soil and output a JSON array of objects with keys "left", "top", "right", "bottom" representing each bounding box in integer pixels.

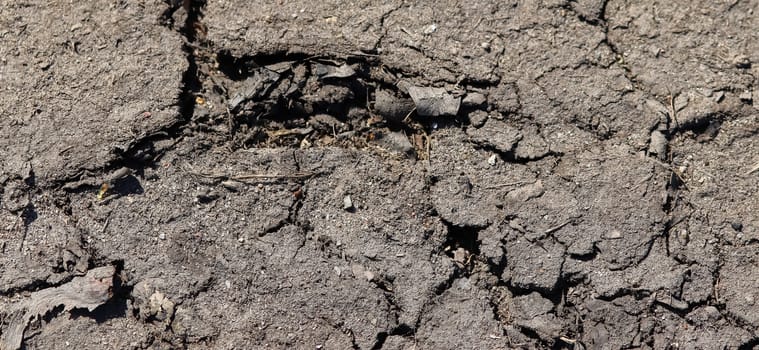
[{"left": 1, "top": 0, "right": 759, "bottom": 349}]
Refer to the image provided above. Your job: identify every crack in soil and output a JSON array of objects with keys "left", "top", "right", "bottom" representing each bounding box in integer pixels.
[
  {"left": 49, "top": 1, "right": 205, "bottom": 193},
  {"left": 374, "top": 2, "right": 406, "bottom": 54},
  {"left": 7, "top": 0, "right": 759, "bottom": 348}
]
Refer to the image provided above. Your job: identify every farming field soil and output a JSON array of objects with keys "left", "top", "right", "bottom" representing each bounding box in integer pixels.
[{"left": 1, "top": 0, "right": 759, "bottom": 348}]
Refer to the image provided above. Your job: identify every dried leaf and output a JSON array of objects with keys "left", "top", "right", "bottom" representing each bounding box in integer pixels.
[
  {"left": 1, "top": 266, "right": 115, "bottom": 350},
  {"left": 407, "top": 86, "right": 461, "bottom": 117}
]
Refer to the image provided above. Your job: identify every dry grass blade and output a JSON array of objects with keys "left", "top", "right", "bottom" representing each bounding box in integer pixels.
[
  {"left": 644, "top": 157, "right": 690, "bottom": 191},
  {"left": 232, "top": 172, "right": 320, "bottom": 180},
  {"left": 745, "top": 161, "right": 759, "bottom": 176}
]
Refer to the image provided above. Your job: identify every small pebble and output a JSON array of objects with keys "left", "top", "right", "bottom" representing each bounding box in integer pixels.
[
  {"left": 648, "top": 130, "right": 667, "bottom": 160},
  {"left": 222, "top": 180, "right": 243, "bottom": 192},
  {"left": 423, "top": 23, "right": 437, "bottom": 35},
  {"left": 463, "top": 92, "right": 487, "bottom": 107},
  {"left": 453, "top": 248, "right": 469, "bottom": 265},
  {"left": 468, "top": 110, "right": 488, "bottom": 128},
  {"left": 605, "top": 229, "right": 622, "bottom": 239},
  {"left": 739, "top": 90, "right": 753, "bottom": 102},
  {"left": 158, "top": 233, "right": 166, "bottom": 240},
  {"left": 343, "top": 195, "right": 354, "bottom": 210}
]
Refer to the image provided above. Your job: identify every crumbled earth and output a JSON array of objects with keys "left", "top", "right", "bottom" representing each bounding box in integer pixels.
[{"left": 1, "top": 0, "right": 759, "bottom": 349}]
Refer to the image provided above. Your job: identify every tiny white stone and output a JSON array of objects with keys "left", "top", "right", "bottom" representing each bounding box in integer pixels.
[
  {"left": 343, "top": 195, "right": 354, "bottom": 210},
  {"left": 423, "top": 23, "right": 437, "bottom": 34}
]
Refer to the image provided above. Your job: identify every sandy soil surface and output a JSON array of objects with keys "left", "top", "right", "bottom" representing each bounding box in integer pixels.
[{"left": 1, "top": 0, "right": 759, "bottom": 349}]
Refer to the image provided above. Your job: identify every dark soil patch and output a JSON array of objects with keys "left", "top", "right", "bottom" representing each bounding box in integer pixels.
[{"left": 2, "top": 0, "right": 758, "bottom": 349}]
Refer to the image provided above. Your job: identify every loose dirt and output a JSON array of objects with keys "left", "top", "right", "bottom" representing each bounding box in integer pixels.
[{"left": 1, "top": 0, "right": 758, "bottom": 349}]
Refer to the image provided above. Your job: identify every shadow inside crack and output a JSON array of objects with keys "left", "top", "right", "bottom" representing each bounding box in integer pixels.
[
  {"left": 21, "top": 203, "right": 38, "bottom": 227},
  {"left": 109, "top": 175, "right": 144, "bottom": 197}
]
